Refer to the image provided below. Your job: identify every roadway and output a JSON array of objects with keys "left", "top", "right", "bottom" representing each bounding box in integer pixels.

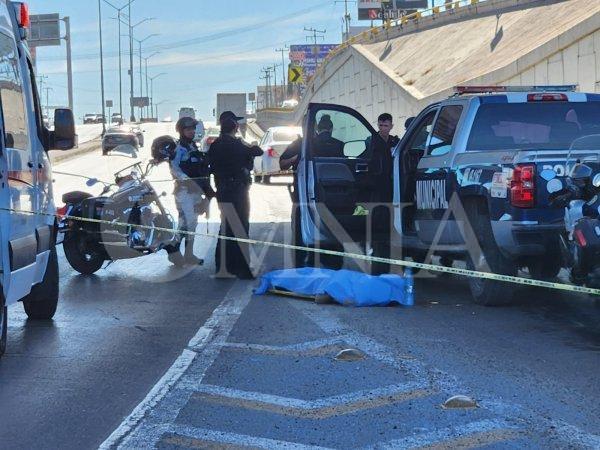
[{"left": 0, "top": 123, "right": 599, "bottom": 449}]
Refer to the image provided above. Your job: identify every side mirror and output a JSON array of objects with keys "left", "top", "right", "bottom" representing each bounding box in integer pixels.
[
  {"left": 51, "top": 108, "right": 76, "bottom": 150},
  {"left": 86, "top": 178, "right": 99, "bottom": 187}
]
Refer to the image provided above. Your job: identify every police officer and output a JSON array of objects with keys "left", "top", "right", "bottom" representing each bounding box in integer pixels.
[
  {"left": 208, "top": 111, "right": 263, "bottom": 279},
  {"left": 169, "top": 116, "right": 215, "bottom": 266}
]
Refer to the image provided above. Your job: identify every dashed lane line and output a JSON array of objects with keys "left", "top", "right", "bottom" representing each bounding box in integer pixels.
[{"left": 188, "top": 382, "right": 434, "bottom": 419}]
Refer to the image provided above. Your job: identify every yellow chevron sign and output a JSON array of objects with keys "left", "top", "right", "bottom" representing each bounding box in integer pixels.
[{"left": 288, "top": 65, "right": 304, "bottom": 84}]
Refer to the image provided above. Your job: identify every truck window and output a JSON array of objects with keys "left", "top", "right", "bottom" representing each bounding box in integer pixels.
[
  {"left": 427, "top": 105, "right": 463, "bottom": 156},
  {"left": 0, "top": 33, "right": 29, "bottom": 150},
  {"left": 314, "top": 109, "right": 371, "bottom": 158},
  {"left": 466, "top": 102, "right": 600, "bottom": 151},
  {"left": 406, "top": 110, "right": 436, "bottom": 153}
]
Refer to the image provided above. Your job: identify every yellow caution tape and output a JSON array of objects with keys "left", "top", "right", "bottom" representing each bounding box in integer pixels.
[{"left": 3, "top": 207, "right": 599, "bottom": 297}]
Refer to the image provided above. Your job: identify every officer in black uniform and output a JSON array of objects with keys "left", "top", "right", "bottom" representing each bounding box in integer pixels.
[
  {"left": 169, "top": 116, "right": 215, "bottom": 266},
  {"left": 208, "top": 111, "right": 263, "bottom": 279}
]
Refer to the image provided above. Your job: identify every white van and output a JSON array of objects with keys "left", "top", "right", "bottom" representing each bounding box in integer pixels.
[{"left": 0, "top": 2, "right": 76, "bottom": 356}]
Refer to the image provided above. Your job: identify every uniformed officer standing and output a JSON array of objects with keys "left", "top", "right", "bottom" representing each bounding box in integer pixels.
[
  {"left": 208, "top": 111, "right": 263, "bottom": 279},
  {"left": 169, "top": 116, "right": 215, "bottom": 266}
]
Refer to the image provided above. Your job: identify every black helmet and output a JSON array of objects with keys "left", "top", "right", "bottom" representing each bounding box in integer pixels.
[
  {"left": 176, "top": 116, "right": 198, "bottom": 134},
  {"left": 151, "top": 135, "right": 177, "bottom": 162}
]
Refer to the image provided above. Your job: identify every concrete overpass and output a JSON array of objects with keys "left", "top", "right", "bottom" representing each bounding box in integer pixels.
[{"left": 295, "top": 0, "right": 600, "bottom": 127}]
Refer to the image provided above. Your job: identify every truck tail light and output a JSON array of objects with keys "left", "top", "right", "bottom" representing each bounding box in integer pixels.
[
  {"left": 267, "top": 147, "right": 278, "bottom": 158},
  {"left": 56, "top": 205, "right": 68, "bottom": 218},
  {"left": 14, "top": 2, "right": 30, "bottom": 28},
  {"left": 527, "top": 93, "right": 568, "bottom": 102},
  {"left": 511, "top": 164, "right": 536, "bottom": 208}
]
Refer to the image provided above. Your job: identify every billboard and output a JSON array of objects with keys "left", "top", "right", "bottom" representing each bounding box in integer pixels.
[
  {"left": 289, "top": 44, "right": 338, "bottom": 82},
  {"left": 358, "top": 0, "right": 428, "bottom": 20}
]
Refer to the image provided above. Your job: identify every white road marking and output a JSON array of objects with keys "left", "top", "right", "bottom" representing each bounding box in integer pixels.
[
  {"left": 221, "top": 336, "right": 351, "bottom": 355},
  {"left": 159, "top": 424, "right": 334, "bottom": 450},
  {"left": 99, "top": 281, "right": 254, "bottom": 449},
  {"left": 369, "top": 419, "right": 519, "bottom": 449},
  {"left": 187, "top": 381, "right": 432, "bottom": 418},
  {"left": 290, "top": 301, "right": 600, "bottom": 449}
]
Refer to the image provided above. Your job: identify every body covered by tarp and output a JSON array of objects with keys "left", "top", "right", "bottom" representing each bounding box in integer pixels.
[{"left": 255, "top": 268, "right": 414, "bottom": 307}]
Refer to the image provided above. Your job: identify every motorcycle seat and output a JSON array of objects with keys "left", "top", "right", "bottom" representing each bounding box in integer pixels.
[{"left": 62, "top": 191, "right": 93, "bottom": 205}]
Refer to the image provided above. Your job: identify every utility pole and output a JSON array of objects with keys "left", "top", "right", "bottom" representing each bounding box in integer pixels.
[
  {"left": 304, "top": 27, "right": 326, "bottom": 75},
  {"left": 275, "top": 46, "right": 289, "bottom": 96},
  {"left": 43, "top": 87, "right": 53, "bottom": 116},
  {"left": 63, "top": 16, "right": 74, "bottom": 112},
  {"left": 260, "top": 67, "right": 272, "bottom": 109},
  {"left": 272, "top": 63, "right": 281, "bottom": 107},
  {"left": 37, "top": 75, "right": 48, "bottom": 114},
  {"left": 98, "top": 0, "right": 106, "bottom": 134},
  {"left": 335, "top": 0, "right": 354, "bottom": 41}
]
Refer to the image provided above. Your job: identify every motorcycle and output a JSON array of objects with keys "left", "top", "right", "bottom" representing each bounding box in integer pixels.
[
  {"left": 58, "top": 160, "right": 180, "bottom": 275},
  {"left": 548, "top": 158, "right": 600, "bottom": 289}
]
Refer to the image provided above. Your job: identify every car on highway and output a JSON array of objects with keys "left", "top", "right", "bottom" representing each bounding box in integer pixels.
[
  {"left": 102, "top": 127, "right": 140, "bottom": 156},
  {"left": 281, "top": 99, "right": 299, "bottom": 109},
  {"left": 295, "top": 87, "right": 600, "bottom": 306},
  {"left": 111, "top": 113, "right": 124, "bottom": 125},
  {"left": 84, "top": 113, "right": 99, "bottom": 124},
  {"left": 199, "top": 125, "right": 219, "bottom": 152},
  {"left": 0, "top": 0, "right": 77, "bottom": 357},
  {"left": 253, "top": 126, "right": 302, "bottom": 184},
  {"left": 130, "top": 126, "right": 145, "bottom": 147}
]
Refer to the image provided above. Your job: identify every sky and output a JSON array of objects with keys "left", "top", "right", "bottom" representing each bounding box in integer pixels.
[{"left": 28, "top": 0, "right": 438, "bottom": 122}]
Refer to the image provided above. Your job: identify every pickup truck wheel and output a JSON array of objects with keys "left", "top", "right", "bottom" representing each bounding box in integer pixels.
[
  {"left": 0, "top": 301, "right": 7, "bottom": 357},
  {"left": 465, "top": 201, "right": 517, "bottom": 306},
  {"left": 63, "top": 232, "right": 105, "bottom": 275},
  {"left": 22, "top": 246, "right": 59, "bottom": 320}
]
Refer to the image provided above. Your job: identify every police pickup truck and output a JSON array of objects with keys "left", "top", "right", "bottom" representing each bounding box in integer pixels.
[
  {"left": 0, "top": 2, "right": 76, "bottom": 356},
  {"left": 296, "top": 86, "right": 598, "bottom": 306}
]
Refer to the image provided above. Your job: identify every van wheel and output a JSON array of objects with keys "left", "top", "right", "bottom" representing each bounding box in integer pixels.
[
  {"left": 465, "top": 200, "right": 517, "bottom": 306},
  {"left": 22, "top": 246, "right": 59, "bottom": 320},
  {"left": 263, "top": 175, "right": 271, "bottom": 185},
  {"left": 63, "top": 232, "right": 105, "bottom": 275},
  {"left": 0, "top": 301, "right": 7, "bottom": 357},
  {"left": 254, "top": 175, "right": 263, "bottom": 183}
]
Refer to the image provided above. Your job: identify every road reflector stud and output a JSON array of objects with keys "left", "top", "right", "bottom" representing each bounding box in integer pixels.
[
  {"left": 443, "top": 395, "right": 478, "bottom": 409},
  {"left": 335, "top": 348, "right": 366, "bottom": 362}
]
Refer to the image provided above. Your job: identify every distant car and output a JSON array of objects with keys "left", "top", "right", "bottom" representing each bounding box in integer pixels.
[
  {"left": 111, "top": 113, "right": 124, "bottom": 125},
  {"left": 84, "top": 113, "right": 98, "bottom": 124},
  {"left": 130, "top": 126, "right": 144, "bottom": 147},
  {"left": 281, "top": 99, "right": 299, "bottom": 109},
  {"left": 162, "top": 116, "right": 173, "bottom": 123},
  {"left": 253, "top": 126, "right": 302, "bottom": 184},
  {"left": 102, "top": 127, "right": 139, "bottom": 155},
  {"left": 200, "top": 126, "right": 220, "bottom": 152}
]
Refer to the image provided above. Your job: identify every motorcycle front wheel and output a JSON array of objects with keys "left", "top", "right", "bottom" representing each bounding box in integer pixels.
[{"left": 63, "top": 232, "right": 105, "bottom": 275}]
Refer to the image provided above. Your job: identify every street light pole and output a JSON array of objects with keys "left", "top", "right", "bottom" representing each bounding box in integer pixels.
[
  {"left": 133, "top": 32, "right": 158, "bottom": 120},
  {"left": 143, "top": 52, "right": 159, "bottom": 118},
  {"left": 128, "top": 1, "right": 134, "bottom": 122},
  {"left": 98, "top": 0, "right": 106, "bottom": 134},
  {"left": 149, "top": 72, "right": 166, "bottom": 120}
]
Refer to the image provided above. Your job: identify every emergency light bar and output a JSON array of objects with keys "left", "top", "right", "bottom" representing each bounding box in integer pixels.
[{"left": 454, "top": 85, "right": 578, "bottom": 95}]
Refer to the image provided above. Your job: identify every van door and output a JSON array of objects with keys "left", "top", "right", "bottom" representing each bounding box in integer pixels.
[
  {"left": 298, "top": 103, "right": 380, "bottom": 246},
  {"left": 414, "top": 102, "right": 465, "bottom": 245},
  {"left": 0, "top": 31, "right": 38, "bottom": 304}
]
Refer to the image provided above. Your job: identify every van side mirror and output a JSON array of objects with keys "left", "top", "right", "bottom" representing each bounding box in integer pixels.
[{"left": 51, "top": 108, "right": 77, "bottom": 150}]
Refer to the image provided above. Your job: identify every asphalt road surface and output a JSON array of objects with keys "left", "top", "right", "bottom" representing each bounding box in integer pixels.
[{"left": 0, "top": 123, "right": 599, "bottom": 449}]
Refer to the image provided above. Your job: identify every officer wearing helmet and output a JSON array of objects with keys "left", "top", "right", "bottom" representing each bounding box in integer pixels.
[{"left": 168, "top": 116, "right": 215, "bottom": 266}]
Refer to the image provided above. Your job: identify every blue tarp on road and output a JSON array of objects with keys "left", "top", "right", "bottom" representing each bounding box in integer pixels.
[{"left": 255, "top": 268, "right": 414, "bottom": 307}]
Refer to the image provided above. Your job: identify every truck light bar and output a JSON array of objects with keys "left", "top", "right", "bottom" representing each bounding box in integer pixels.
[{"left": 454, "top": 85, "right": 578, "bottom": 95}]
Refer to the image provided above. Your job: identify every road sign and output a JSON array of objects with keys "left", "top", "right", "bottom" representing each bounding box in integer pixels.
[
  {"left": 248, "top": 92, "right": 256, "bottom": 102},
  {"left": 288, "top": 65, "right": 304, "bottom": 84},
  {"left": 289, "top": 44, "right": 337, "bottom": 80},
  {"left": 30, "top": 14, "right": 61, "bottom": 47},
  {"left": 106, "top": 100, "right": 113, "bottom": 108},
  {"left": 131, "top": 97, "right": 149, "bottom": 108},
  {"left": 358, "top": 0, "right": 427, "bottom": 20}
]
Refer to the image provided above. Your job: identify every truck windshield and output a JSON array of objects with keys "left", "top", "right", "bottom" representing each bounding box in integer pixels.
[{"left": 466, "top": 102, "right": 600, "bottom": 151}]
